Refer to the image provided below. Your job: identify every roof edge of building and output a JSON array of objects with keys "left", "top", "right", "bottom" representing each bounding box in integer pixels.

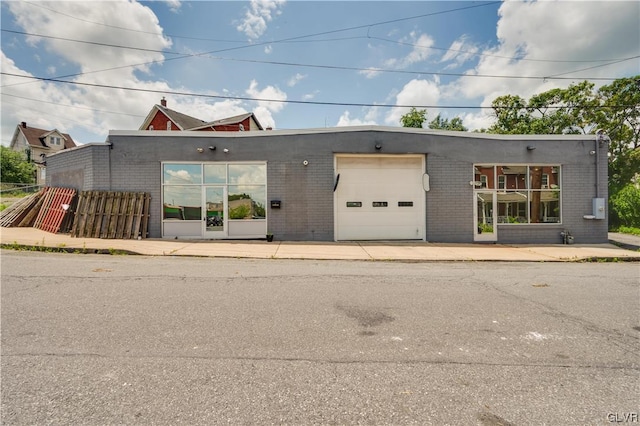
[{"left": 109, "top": 126, "right": 594, "bottom": 140}]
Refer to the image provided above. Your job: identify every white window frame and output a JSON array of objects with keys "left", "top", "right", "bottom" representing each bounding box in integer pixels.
[{"left": 475, "top": 164, "right": 562, "bottom": 226}]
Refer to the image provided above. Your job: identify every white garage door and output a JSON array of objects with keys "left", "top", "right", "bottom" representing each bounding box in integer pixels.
[{"left": 335, "top": 155, "right": 425, "bottom": 240}]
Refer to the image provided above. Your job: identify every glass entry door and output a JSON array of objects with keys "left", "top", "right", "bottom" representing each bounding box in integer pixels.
[
  {"left": 474, "top": 191, "right": 497, "bottom": 242},
  {"left": 203, "top": 186, "right": 226, "bottom": 238}
]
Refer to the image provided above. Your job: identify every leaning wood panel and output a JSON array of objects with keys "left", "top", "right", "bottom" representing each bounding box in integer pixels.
[
  {"left": 0, "top": 190, "right": 43, "bottom": 227},
  {"left": 108, "top": 193, "right": 122, "bottom": 239},
  {"left": 140, "top": 193, "right": 151, "bottom": 239},
  {"left": 17, "top": 194, "right": 46, "bottom": 227},
  {"left": 33, "top": 187, "right": 76, "bottom": 234},
  {"left": 70, "top": 191, "right": 151, "bottom": 239},
  {"left": 92, "top": 192, "right": 107, "bottom": 238},
  {"left": 123, "top": 192, "right": 136, "bottom": 239}
]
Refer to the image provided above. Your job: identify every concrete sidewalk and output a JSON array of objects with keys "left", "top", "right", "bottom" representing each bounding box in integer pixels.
[{"left": 1, "top": 227, "right": 639, "bottom": 262}]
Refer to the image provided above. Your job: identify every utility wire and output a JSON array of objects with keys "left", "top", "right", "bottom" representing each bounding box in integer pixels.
[
  {"left": 2, "top": 72, "right": 634, "bottom": 110},
  {"left": 1, "top": 92, "right": 146, "bottom": 117},
  {"left": 7, "top": 28, "right": 636, "bottom": 66},
  {"left": 23, "top": 0, "right": 501, "bottom": 43},
  {"left": 2, "top": 1, "right": 502, "bottom": 88},
  {"left": 368, "top": 36, "right": 638, "bottom": 63},
  {"left": 1, "top": 29, "right": 630, "bottom": 83}
]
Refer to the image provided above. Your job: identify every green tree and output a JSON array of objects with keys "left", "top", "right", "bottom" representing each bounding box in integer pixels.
[
  {"left": 609, "top": 183, "right": 640, "bottom": 228},
  {"left": 484, "top": 76, "right": 640, "bottom": 229},
  {"left": 428, "top": 114, "right": 468, "bottom": 131},
  {"left": 0, "top": 146, "right": 35, "bottom": 184},
  {"left": 593, "top": 76, "right": 640, "bottom": 193},
  {"left": 487, "top": 81, "right": 599, "bottom": 135},
  {"left": 400, "top": 107, "right": 427, "bottom": 128}
]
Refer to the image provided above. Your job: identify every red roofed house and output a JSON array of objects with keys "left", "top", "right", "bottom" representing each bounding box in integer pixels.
[
  {"left": 9, "top": 121, "right": 76, "bottom": 186},
  {"left": 139, "top": 98, "right": 265, "bottom": 132}
]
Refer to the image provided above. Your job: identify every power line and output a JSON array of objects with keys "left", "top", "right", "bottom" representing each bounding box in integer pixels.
[
  {"left": 1, "top": 29, "right": 184, "bottom": 56},
  {"left": 368, "top": 36, "right": 638, "bottom": 64},
  {"left": 1, "top": 99, "right": 96, "bottom": 128},
  {"left": 23, "top": 0, "right": 502, "bottom": 44},
  {"left": 1, "top": 29, "right": 631, "bottom": 83},
  {"left": 1, "top": 93, "right": 146, "bottom": 117},
  {"left": 2, "top": 1, "right": 503, "bottom": 88},
  {"left": 2, "top": 72, "right": 633, "bottom": 110},
  {"left": 8, "top": 28, "right": 637, "bottom": 70}
]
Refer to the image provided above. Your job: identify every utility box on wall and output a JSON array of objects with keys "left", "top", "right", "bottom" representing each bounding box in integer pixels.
[{"left": 593, "top": 198, "right": 606, "bottom": 219}]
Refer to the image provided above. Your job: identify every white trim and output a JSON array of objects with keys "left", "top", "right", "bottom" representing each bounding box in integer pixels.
[{"left": 110, "top": 126, "right": 592, "bottom": 140}]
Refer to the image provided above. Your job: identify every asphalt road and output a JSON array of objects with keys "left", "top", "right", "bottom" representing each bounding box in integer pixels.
[{"left": 1, "top": 250, "right": 638, "bottom": 425}]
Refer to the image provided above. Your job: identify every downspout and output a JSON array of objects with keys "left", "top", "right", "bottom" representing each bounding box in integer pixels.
[
  {"left": 106, "top": 137, "right": 113, "bottom": 191},
  {"left": 595, "top": 132, "right": 600, "bottom": 198},
  {"left": 595, "top": 129, "right": 609, "bottom": 198}
]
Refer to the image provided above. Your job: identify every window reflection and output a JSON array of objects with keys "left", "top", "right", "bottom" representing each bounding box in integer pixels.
[
  {"left": 497, "top": 166, "right": 527, "bottom": 190},
  {"left": 163, "top": 164, "right": 201, "bottom": 184},
  {"left": 229, "top": 164, "right": 266, "bottom": 184},
  {"left": 228, "top": 185, "right": 266, "bottom": 219},
  {"left": 204, "top": 164, "right": 227, "bottom": 184},
  {"left": 474, "top": 165, "right": 494, "bottom": 189},
  {"left": 479, "top": 165, "right": 561, "bottom": 224},
  {"left": 162, "top": 163, "right": 267, "bottom": 224},
  {"left": 163, "top": 186, "right": 202, "bottom": 220}
]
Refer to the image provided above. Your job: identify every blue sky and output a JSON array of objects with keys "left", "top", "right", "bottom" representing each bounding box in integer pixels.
[{"left": 1, "top": 1, "right": 638, "bottom": 145}]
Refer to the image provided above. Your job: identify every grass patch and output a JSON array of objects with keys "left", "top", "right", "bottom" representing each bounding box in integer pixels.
[
  {"left": 613, "top": 226, "right": 640, "bottom": 236},
  {"left": 1, "top": 242, "right": 134, "bottom": 255}
]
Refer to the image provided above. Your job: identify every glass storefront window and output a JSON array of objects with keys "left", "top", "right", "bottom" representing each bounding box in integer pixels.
[
  {"left": 162, "top": 163, "right": 267, "bottom": 222},
  {"left": 204, "top": 164, "right": 227, "bottom": 184},
  {"left": 479, "top": 164, "right": 561, "bottom": 225},
  {"left": 163, "top": 164, "right": 202, "bottom": 185},
  {"left": 228, "top": 185, "right": 266, "bottom": 219},
  {"left": 229, "top": 164, "right": 266, "bottom": 184},
  {"left": 163, "top": 186, "right": 202, "bottom": 220}
]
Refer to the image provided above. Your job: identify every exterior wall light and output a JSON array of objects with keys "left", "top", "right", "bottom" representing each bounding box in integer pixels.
[
  {"left": 223, "top": 148, "right": 229, "bottom": 153},
  {"left": 209, "top": 146, "right": 216, "bottom": 151},
  {"left": 302, "top": 160, "right": 309, "bottom": 166},
  {"left": 375, "top": 143, "right": 382, "bottom": 150},
  {"left": 197, "top": 147, "right": 204, "bottom": 153},
  {"left": 526, "top": 145, "right": 536, "bottom": 151}
]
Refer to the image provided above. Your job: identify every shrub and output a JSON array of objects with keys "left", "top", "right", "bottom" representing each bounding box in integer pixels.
[{"left": 610, "top": 184, "right": 640, "bottom": 228}]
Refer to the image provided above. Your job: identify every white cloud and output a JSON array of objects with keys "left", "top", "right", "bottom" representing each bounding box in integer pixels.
[
  {"left": 358, "top": 67, "right": 383, "bottom": 79},
  {"left": 287, "top": 73, "right": 306, "bottom": 87},
  {"left": 302, "top": 90, "right": 319, "bottom": 101},
  {"left": 440, "top": 36, "right": 479, "bottom": 69},
  {"left": 384, "top": 79, "right": 441, "bottom": 126},
  {"left": 166, "top": 169, "right": 195, "bottom": 183},
  {"left": 163, "top": 0, "right": 182, "bottom": 13},
  {"left": 384, "top": 32, "right": 435, "bottom": 69},
  {"left": 245, "top": 80, "right": 287, "bottom": 129},
  {"left": 1, "top": 1, "right": 175, "bottom": 145},
  {"left": 452, "top": 0, "right": 639, "bottom": 130},
  {"left": 236, "top": 0, "right": 286, "bottom": 40},
  {"left": 336, "top": 111, "right": 377, "bottom": 127}
]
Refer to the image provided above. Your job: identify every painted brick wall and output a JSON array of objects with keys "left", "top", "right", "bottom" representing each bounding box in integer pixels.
[
  {"left": 46, "top": 129, "right": 609, "bottom": 243},
  {"left": 47, "top": 144, "right": 110, "bottom": 191}
]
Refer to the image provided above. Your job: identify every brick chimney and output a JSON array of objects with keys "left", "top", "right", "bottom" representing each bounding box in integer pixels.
[
  {"left": 160, "top": 97, "right": 167, "bottom": 107},
  {"left": 21, "top": 121, "right": 27, "bottom": 128}
]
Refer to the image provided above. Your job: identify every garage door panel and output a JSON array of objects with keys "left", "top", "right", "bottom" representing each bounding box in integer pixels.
[
  {"left": 335, "top": 155, "right": 425, "bottom": 241},
  {"left": 339, "top": 225, "right": 422, "bottom": 240}
]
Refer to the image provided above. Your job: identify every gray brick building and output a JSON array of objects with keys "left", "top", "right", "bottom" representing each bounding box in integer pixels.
[{"left": 46, "top": 126, "right": 608, "bottom": 243}]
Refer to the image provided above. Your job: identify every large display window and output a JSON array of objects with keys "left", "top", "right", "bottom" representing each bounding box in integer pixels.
[
  {"left": 162, "top": 162, "right": 266, "bottom": 238},
  {"left": 474, "top": 165, "right": 561, "bottom": 225}
]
